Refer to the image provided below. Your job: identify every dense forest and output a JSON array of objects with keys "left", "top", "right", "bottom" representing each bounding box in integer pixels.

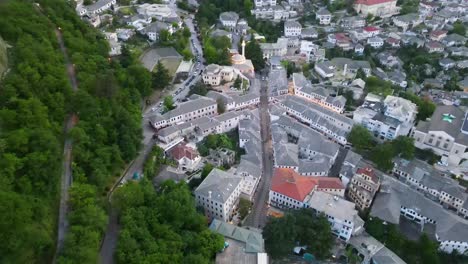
[
  {"left": 113, "top": 179, "right": 224, "bottom": 263},
  {"left": 0, "top": 0, "right": 151, "bottom": 263}
]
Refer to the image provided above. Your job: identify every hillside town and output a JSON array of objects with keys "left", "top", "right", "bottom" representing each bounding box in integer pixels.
[{"left": 66, "top": 0, "right": 468, "bottom": 262}]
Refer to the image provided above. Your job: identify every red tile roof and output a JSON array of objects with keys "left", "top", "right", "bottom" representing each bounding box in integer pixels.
[
  {"left": 430, "top": 30, "right": 447, "bottom": 37},
  {"left": 364, "top": 26, "right": 380, "bottom": 32},
  {"left": 316, "top": 177, "right": 345, "bottom": 190},
  {"left": 355, "top": 0, "right": 396, "bottom": 5},
  {"left": 356, "top": 167, "right": 378, "bottom": 183},
  {"left": 386, "top": 37, "right": 400, "bottom": 44},
  {"left": 171, "top": 144, "right": 199, "bottom": 161},
  {"left": 271, "top": 168, "right": 344, "bottom": 202}
]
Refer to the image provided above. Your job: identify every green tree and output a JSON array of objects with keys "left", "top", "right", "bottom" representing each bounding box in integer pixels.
[
  {"left": 200, "top": 163, "right": 214, "bottom": 179},
  {"left": 114, "top": 180, "right": 224, "bottom": 264},
  {"left": 159, "top": 29, "right": 172, "bottom": 43},
  {"left": 392, "top": 136, "right": 415, "bottom": 160},
  {"left": 153, "top": 61, "right": 171, "bottom": 89},
  {"left": 451, "top": 21, "right": 466, "bottom": 36},
  {"left": 263, "top": 209, "right": 333, "bottom": 259},
  {"left": 371, "top": 143, "right": 395, "bottom": 171},
  {"left": 233, "top": 76, "right": 242, "bottom": 89},
  {"left": 245, "top": 40, "right": 265, "bottom": 70},
  {"left": 400, "top": 92, "right": 436, "bottom": 121},
  {"left": 238, "top": 198, "right": 252, "bottom": 219},
  {"left": 163, "top": 95, "right": 176, "bottom": 111},
  {"left": 355, "top": 68, "right": 367, "bottom": 80},
  {"left": 188, "top": 81, "right": 209, "bottom": 96},
  {"left": 244, "top": 0, "right": 253, "bottom": 16},
  {"left": 348, "top": 125, "right": 374, "bottom": 152},
  {"left": 217, "top": 98, "right": 226, "bottom": 114}
]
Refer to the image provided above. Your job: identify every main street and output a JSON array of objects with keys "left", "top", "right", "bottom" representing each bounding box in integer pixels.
[{"left": 244, "top": 70, "right": 274, "bottom": 228}]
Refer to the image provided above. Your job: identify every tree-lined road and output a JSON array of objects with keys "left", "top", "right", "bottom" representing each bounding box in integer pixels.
[{"left": 53, "top": 27, "right": 79, "bottom": 263}]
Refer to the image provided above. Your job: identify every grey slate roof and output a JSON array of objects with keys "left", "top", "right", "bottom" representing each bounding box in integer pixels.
[
  {"left": 415, "top": 105, "right": 468, "bottom": 146},
  {"left": 149, "top": 97, "right": 216, "bottom": 124},
  {"left": 210, "top": 219, "right": 265, "bottom": 253},
  {"left": 195, "top": 169, "right": 242, "bottom": 204},
  {"left": 219, "top": 11, "right": 239, "bottom": 22},
  {"left": 274, "top": 143, "right": 299, "bottom": 167},
  {"left": 371, "top": 176, "right": 468, "bottom": 242}
]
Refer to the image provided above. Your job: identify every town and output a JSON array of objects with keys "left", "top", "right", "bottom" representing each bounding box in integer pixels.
[
  {"left": 0, "top": 0, "right": 467, "bottom": 263},
  {"left": 75, "top": 0, "right": 468, "bottom": 262}
]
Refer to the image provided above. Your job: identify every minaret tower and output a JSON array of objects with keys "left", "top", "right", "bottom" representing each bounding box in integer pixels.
[{"left": 241, "top": 40, "right": 246, "bottom": 57}]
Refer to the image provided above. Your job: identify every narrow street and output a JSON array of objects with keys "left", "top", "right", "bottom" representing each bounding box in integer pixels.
[
  {"left": 244, "top": 71, "right": 274, "bottom": 228},
  {"left": 99, "top": 6, "right": 205, "bottom": 264}
]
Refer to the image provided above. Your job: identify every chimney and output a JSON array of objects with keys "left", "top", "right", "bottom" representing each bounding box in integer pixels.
[{"left": 208, "top": 191, "right": 212, "bottom": 199}]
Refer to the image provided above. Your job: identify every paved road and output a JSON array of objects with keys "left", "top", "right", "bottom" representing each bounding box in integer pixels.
[
  {"left": 53, "top": 28, "right": 79, "bottom": 262},
  {"left": 100, "top": 10, "right": 206, "bottom": 264},
  {"left": 329, "top": 147, "right": 348, "bottom": 177},
  {"left": 244, "top": 71, "right": 274, "bottom": 228}
]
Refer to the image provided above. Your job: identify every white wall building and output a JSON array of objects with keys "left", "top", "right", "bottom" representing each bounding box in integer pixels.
[
  {"left": 284, "top": 20, "right": 302, "bottom": 37},
  {"left": 150, "top": 97, "right": 217, "bottom": 129},
  {"left": 195, "top": 169, "right": 244, "bottom": 222},
  {"left": 316, "top": 8, "right": 332, "bottom": 25},
  {"left": 412, "top": 105, "right": 468, "bottom": 166},
  {"left": 308, "top": 191, "right": 364, "bottom": 241}
]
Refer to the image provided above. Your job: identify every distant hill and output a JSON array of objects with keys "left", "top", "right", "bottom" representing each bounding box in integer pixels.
[{"left": 0, "top": 36, "right": 7, "bottom": 78}]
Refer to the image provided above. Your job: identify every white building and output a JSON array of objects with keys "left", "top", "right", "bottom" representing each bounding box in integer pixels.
[
  {"left": 137, "top": 3, "right": 173, "bottom": 19},
  {"left": 292, "top": 73, "right": 346, "bottom": 113},
  {"left": 195, "top": 169, "right": 244, "bottom": 222},
  {"left": 284, "top": 20, "right": 302, "bottom": 37},
  {"left": 299, "top": 41, "right": 325, "bottom": 62},
  {"left": 77, "top": 0, "right": 116, "bottom": 17},
  {"left": 316, "top": 8, "right": 332, "bottom": 25},
  {"left": 260, "top": 38, "right": 288, "bottom": 59},
  {"left": 392, "top": 13, "right": 422, "bottom": 31},
  {"left": 353, "top": 0, "right": 400, "bottom": 18},
  {"left": 371, "top": 176, "right": 468, "bottom": 254},
  {"left": 367, "top": 36, "right": 384, "bottom": 48},
  {"left": 411, "top": 105, "right": 468, "bottom": 166},
  {"left": 254, "top": 0, "right": 276, "bottom": 7},
  {"left": 308, "top": 191, "right": 364, "bottom": 241},
  {"left": 170, "top": 143, "right": 201, "bottom": 171},
  {"left": 202, "top": 64, "right": 245, "bottom": 86},
  {"left": 219, "top": 12, "right": 239, "bottom": 29},
  {"left": 383, "top": 96, "right": 417, "bottom": 126},
  {"left": 150, "top": 97, "right": 217, "bottom": 129},
  {"left": 269, "top": 168, "right": 345, "bottom": 210},
  {"left": 278, "top": 95, "right": 354, "bottom": 145},
  {"left": 142, "top": 22, "right": 174, "bottom": 41}
]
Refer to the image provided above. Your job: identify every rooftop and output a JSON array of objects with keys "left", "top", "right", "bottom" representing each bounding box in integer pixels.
[
  {"left": 308, "top": 191, "right": 360, "bottom": 221},
  {"left": 415, "top": 105, "right": 468, "bottom": 146},
  {"left": 271, "top": 168, "right": 344, "bottom": 202},
  {"left": 210, "top": 219, "right": 265, "bottom": 253},
  {"left": 195, "top": 169, "right": 243, "bottom": 204}
]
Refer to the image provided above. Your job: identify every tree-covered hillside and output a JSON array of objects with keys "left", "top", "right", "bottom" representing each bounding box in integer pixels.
[{"left": 0, "top": 0, "right": 151, "bottom": 263}]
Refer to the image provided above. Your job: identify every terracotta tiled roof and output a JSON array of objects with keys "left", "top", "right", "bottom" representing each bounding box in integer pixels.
[
  {"left": 354, "top": 0, "right": 395, "bottom": 5},
  {"left": 171, "top": 144, "right": 199, "bottom": 161},
  {"left": 356, "top": 167, "right": 379, "bottom": 183},
  {"left": 316, "top": 177, "right": 346, "bottom": 189},
  {"left": 364, "top": 26, "right": 379, "bottom": 32},
  {"left": 271, "top": 168, "right": 344, "bottom": 201},
  {"left": 430, "top": 30, "right": 447, "bottom": 37}
]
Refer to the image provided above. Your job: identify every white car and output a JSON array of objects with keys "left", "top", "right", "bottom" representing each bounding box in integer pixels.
[{"left": 151, "top": 107, "right": 156, "bottom": 112}]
